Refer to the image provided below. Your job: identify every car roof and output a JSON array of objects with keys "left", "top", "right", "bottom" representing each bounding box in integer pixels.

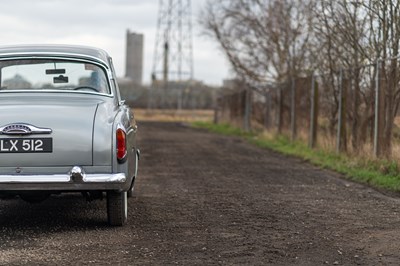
[{"left": 0, "top": 44, "right": 111, "bottom": 65}]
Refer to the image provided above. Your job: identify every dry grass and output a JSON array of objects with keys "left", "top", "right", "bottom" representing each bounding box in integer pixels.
[
  {"left": 317, "top": 134, "right": 336, "bottom": 153},
  {"left": 134, "top": 108, "right": 214, "bottom": 123}
]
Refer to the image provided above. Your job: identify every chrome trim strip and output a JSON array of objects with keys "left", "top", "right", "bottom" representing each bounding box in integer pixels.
[
  {"left": 0, "top": 90, "right": 114, "bottom": 98},
  {"left": 0, "top": 175, "right": 70, "bottom": 183},
  {"left": 0, "top": 173, "right": 126, "bottom": 183},
  {"left": 0, "top": 54, "right": 110, "bottom": 68},
  {"left": 83, "top": 173, "right": 126, "bottom": 183},
  {"left": 0, "top": 123, "right": 52, "bottom": 135}
]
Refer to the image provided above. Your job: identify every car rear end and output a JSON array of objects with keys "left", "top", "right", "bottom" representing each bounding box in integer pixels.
[{"left": 0, "top": 45, "right": 137, "bottom": 225}]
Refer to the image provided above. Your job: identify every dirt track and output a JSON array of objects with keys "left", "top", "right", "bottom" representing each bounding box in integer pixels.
[{"left": 1, "top": 121, "right": 400, "bottom": 265}]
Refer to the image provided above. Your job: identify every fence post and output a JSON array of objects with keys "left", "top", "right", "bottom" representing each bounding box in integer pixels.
[
  {"left": 147, "top": 83, "right": 154, "bottom": 110},
  {"left": 213, "top": 95, "right": 220, "bottom": 124},
  {"left": 264, "top": 90, "right": 271, "bottom": 129},
  {"left": 277, "top": 85, "right": 283, "bottom": 134},
  {"left": 336, "top": 69, "right": 345, "bottom": 153},
  {"left": 290, "top": 77, "right": 297, "bottom": 141},
  {"left": 244, "top": 86, "right": 252, "bottom": 132},
  {"left": 177, "top": 85, "right": 183, "bottom": 111},
  {"left": 374, "top": 60, "right": 381, "bottom": 157},
  {"left": 309, "top": 74, "right": 318, "bottom": 148}
]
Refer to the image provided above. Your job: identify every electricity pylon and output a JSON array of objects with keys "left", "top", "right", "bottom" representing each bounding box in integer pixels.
[{"left": 151, "top": 0, "right": 194, "bottom": 85}]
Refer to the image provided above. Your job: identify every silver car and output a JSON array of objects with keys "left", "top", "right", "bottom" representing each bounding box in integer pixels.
[{"left": 0, "top": 45, "right": 139, "bottom": 226}]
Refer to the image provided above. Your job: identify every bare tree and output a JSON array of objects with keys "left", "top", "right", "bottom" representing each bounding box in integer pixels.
[
  {"left": 201, "top": 0, "right": 313, "bottom": 84},
  {"left": 202, "top": 0, "right": 400, "bottom": 157},
  {"left": 312, "top": 0, "right": 371, "bottom": 150},
  {"left": 362, "top": 0, "right": 400, "bottom": 156}
]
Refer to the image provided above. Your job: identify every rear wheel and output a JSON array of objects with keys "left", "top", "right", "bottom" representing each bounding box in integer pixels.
[{"left": 107, "top": 191, "right": 127, "bottom": 226}]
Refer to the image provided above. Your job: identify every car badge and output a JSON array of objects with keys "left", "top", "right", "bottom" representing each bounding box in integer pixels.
[{"left": 0, "top": 123, "right": 52, "bottom": 135}]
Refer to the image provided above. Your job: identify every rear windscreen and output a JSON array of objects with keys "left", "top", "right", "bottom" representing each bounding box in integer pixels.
[{"left": 0, "top": 59, "right": 111, "bottom": 94}]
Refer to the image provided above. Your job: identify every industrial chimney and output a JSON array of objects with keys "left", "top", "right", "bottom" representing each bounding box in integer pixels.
[{"left": 125, "top": 30, "right": 144, "bottom": 85}]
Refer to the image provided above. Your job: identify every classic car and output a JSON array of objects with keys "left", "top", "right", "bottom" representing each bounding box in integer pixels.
[{"left": 0, "top": 44, "right": 139, "bottom": 226}]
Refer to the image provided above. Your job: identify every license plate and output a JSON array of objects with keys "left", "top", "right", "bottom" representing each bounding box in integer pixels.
[{"left": 0, "top": 138, "right": 52, "bottom": 153}]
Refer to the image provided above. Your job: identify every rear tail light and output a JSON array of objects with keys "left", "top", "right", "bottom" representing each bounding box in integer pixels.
[{"left": 116, "top": 128, "right": 127, "bottom": 162}]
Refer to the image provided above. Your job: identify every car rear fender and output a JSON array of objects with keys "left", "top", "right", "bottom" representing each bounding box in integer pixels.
[
  {"left": 111, "top": 105, "right": 136, "bottom": 180},
  {"left": 92, "top": 101, "right": 114, "bottom": 167}
]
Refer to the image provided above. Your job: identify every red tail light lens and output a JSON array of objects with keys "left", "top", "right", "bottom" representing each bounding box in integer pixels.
[{"left": 116, "top": 128, "right": 127, "bottom": 162}]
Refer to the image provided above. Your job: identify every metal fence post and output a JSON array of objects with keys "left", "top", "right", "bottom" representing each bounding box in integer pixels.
[
  {"left": 277, "top": 85, "right": 283, "bottom": 134},
  {"left": 336, "top": 70, "right": 342, "bottom": 153},
  {"left": 244, "top": 86, "right": 251, "bottom": 132},
  {"left": 264, "top": 90, "right": 271, "bottom": 129},
  {"left": 336, "top": 68, "right": 347, "bottom": 153},
  {"left": 213, "top": 95, "right": 219, "bottom": 124},
  {"left": 147, "top": 83, "right": 154, "bottom": 110},
  {"left": 177, "top": 85, "right": 183, "bottom": 111},
  {"left": 309, "top": 74, "right": 318, "bottom": 148},
  {"left": 374, "top": 60, "right": 381, "bottom": 157},
  {"left": 290, "top": 77, "right": 297, "bottom": 141}
]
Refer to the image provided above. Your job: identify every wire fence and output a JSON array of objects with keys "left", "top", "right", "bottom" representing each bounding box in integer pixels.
[{"left": 215, "top": 58, "right": 400, "bottom": 159}]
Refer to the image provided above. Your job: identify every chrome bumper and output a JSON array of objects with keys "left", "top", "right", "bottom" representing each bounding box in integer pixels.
[
  {"left": 0, "top": 173, "right": 126, "bottom": 183},
  {"left": 0, "top": 166, "right": 129, "bottom": 191}
]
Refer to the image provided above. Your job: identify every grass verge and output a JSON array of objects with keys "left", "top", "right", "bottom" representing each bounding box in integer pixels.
[{"left": 192, "top": 121, "right": 400, "bottom": 192}]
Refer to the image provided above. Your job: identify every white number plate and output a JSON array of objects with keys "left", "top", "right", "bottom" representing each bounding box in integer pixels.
[{"left": 0, "top": 138, "right": 52, "bottom": 153}]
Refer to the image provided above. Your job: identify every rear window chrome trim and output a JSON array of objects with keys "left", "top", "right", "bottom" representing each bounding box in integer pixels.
[
  {"left": 0, "top": 89, "right": 114, "bottom": 98},
  {"left": 0, "top": 53, "right": 109, "bottom": 68}
]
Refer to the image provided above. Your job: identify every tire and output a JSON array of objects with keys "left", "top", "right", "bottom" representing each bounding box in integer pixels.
[{"left": 107, "top": 191, "right": 128, "bottom": 226}]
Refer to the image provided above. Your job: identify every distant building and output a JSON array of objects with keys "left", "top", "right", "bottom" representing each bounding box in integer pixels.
[{"left": 125, "top": 30, "right": 144, "bottom": 85}]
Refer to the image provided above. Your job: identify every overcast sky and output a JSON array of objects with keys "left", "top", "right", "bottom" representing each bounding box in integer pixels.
[{"left": 0, "top": 0, "right": 230, "bottom": 86}]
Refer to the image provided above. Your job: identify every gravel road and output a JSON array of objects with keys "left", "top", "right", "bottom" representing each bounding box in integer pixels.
[{"left": 1, "top": 121, "right": 400, "bottom": 265}]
